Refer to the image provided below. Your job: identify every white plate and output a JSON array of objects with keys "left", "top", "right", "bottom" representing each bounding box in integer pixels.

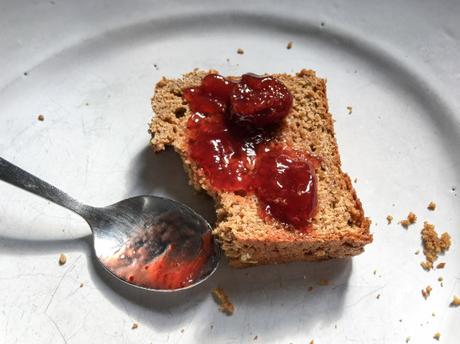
[{"left": 1, "top": 1, "right": 459, "bottom": 343}]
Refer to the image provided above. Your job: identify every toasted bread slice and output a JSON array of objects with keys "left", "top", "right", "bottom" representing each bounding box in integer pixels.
[{"left": 149, "top": 69, "right": 372, "bottom": 267}]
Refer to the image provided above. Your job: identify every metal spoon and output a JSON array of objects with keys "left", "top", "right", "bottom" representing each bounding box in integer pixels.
[{"left": 0, "top": 157, "right": 220, "bottom": 292}]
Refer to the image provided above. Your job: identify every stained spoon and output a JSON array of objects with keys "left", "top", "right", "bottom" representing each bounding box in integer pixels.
[{"left": 0, "top": 157, "right": 220, "bottom": 292}]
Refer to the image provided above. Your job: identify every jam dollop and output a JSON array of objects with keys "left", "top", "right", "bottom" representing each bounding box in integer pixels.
[{"left": 184, "top": 73, "right": 318, "bottom": 230}]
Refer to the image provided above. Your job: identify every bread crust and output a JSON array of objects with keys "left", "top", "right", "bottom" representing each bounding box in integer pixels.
[{"left": 149, "top": 69, "right": 372, "bottom": 267}]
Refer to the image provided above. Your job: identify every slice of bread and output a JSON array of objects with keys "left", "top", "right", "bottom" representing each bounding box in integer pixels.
[{"left": 149, "top": 69, "right": 372, "bottom": 267}]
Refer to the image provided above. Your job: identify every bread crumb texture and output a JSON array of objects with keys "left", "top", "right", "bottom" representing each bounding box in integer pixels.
[
  {"left": 420, "top": 222, "right": 451, "bottom": 271},
  {"left": 433, "top": 332, "right": 440, "bottom": 341},
  {"left": 237, "top": 48, "right": 244, "bottom": 55},
  {"left": 37, "top": 114, "right": 45, "bottom": 121},
  {"left": 131, "top": 323, "right": 138, "bottom": 330},
  {"left": 421, "top": 285, "right": 432, "bottom": 300},
  {"left": 400, "top": 212, "right": 416, "bottom": 229},
  {"left": 427, "top": 201, "right": 436, "bottom": 210},
  {"left": 287, "top": 41, "right": 293, "bottom": 49},
  {"left": 149, "top": 69, "right": 372, "bottom": 267},
  {"left": 212, "top": 287, "right": 234, "bottom": 315}
]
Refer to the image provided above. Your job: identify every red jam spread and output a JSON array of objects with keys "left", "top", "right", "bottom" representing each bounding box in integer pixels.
[
  {"left": 103, "top": 230, "right": 214, "bottom": 290},
  {"left": 184, "top": 73, "right": 318, "bottom": 230}
]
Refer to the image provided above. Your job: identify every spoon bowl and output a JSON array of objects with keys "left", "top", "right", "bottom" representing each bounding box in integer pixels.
[{"left": 0, "top": 157, "right": 220, "bottom": 292}]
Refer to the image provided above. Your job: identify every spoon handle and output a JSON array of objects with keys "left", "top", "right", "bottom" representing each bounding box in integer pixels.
[{"left": 0, "top": 157, "right": 92, "bottom": 218}]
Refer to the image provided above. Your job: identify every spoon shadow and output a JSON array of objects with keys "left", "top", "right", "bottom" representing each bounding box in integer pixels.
[{"left": 125, "top": 146, "right": 216, "bottom": 225}]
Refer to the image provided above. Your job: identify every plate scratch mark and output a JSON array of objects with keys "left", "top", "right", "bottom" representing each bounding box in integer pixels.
[
  {"left": 46, "top": 313, "right": 68, "bottom": 344},
  {"left": 44, "top": 255, "right": 82, "bottom": 312},
  {"left": 344, "top": 285, "right": 386, "bottom": 308}
]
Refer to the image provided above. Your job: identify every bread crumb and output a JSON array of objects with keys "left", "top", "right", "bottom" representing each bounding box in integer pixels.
[
  {"left": 212, "top": 287, "right": 234, "bottom": 315},
  {"left": 432, "top": 312, "right": 436, "bottom": 317},
  {"left": 422, "top": 285, "right": 433, "bottom": 300},
  {"left": 131, "top": 323, "right": 138, "bottom": 330},
  {"left": 376, "top": 294, "right": 380, "bottom": 299},
  {"left": 421, "top": 222, "right": 451, "bottom": 271},
  {"left": 180, "top": 329, "right": 184, "bottom": 333},
  {"left": 436, "top": 262, "right": 446, "bottom": 269},
  {"left": 353, "top": 177, "right": 357, "bottom": 183},
  {"left": 433, "top": 332, "right": 440, "bottom": 340},
  {"left": 346, "top": 106, "right": 352, "bottom": 114},
  {"left": 79, "top": 283, "right": 84, "bottom": 288},
  {"left": 37, "top": 114, "right": 45, "bottom": 121},
  {"left": 399, "top": 212, "right": 417, "bottom": 228},
  {"left": 451, "top": 295, "right": 460, "bottom": 306},
  {"left": 400, "top": 219, "right": 410, "bottom": 228},
  {"left": 373, "top": 269, "right": 377, "bottom": 275},
  {"left": 237, "top": 48, "right": 244, "bottom": 55},
  {"left": 405, "top": 337, "right": 411, "bottom": 343},
  {"left": 427, "top": 202, "right": 436, "bottom": 210},
  {"left": 253, "top": 335, "right": 258, "bottom": 340},
  {"left": 58, "top": 253, "right": 67, "bottom": 265},
  {"left": 286, "top": 41, "right": 293, "bottom": 49},
  {"left": 415, "top": 250, "right": 420, "bottom": 255},
  {"left": 309, "top": 340, "right": 314, "bottom": 344},
  {"left": 318, "top": 279, "right": 329, "bottom": 286},
  {"left": 386, "top": 215, "right": 393, "bottom": 224}
]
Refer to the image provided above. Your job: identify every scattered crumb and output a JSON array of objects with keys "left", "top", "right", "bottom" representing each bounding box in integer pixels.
[
  {"left": 354, "top": 177, "right": 357, "bottom": 183},
  {"left": 436, "top": 262, "right": 446, "bottom": 269},
  {"left": 286, "top": 41, "right": 293, "bottom": 49},
  {"left": 308, "top": 286, "right": 314, "bottom": 292},
  {"left": 58, "top": 253, "right": 67, "bottom": 265},
  {"left": 346, "top": 106, "right": 352, "bottom": 114},
  {"left": 427, "top": 201, "right": 436, "bottom": 210},
  {"left": 373, "top": 269, "right": 377, "bottom": 275},
  {"left": 432, "top": 312, "right": 436, "bottom": 317},
  {"left": 422, "top": 286, "right": 433, "bottom": 300},
  {"left": 318, "top": 279, "right": 329, "bottom": 286},
  {"left": 253, "top": 335, "right": 258, "bottom": 340},
  {"left": 399, "top": 319, "right": 403, "bottom": 322},
  {"left": 226, "top": 58, "right": 230, "bottom": 62},
  {"left": 408, "top": 212, "right": 417, "bottom": 223},
  {"left": 37, "top": 114, "right": 45, "bottom": 121},
  {"left": 79, "top": 283, "right": 84, "bottom": 288},
  {"left": 309, "top": 340, "right": 314, "bottom": 344},
  {"left": 386, "top": 215, "right": 393, "bottom": 224},
  {"left": 85, "top": 102, "right": 89, "bottom": 106},
  {"left": 180, "top": 329, "right": 184, "bottom": 333},
  {"left": 24, "top": 71, "right": 28, "bottom": 76},
  {"left": 433, "top": 332, "right": 440, "bottom": 340},
  {"left": 399, "top": 212, "right": 417, "bottom": 228},
  {"left": 421, "top": 222, "right": 451, "bottom": 271},
  {"left": 400, "top": 219, "right": 410, "bottom": 228},
  {"left": 415, "top": 250, "right": 420, "bottom": 255},
  {"left": 212, "top": 287, "right": 234, "bottom": 315},
  {"left": 334, "top": 324, "right": 337, "bottom": 329},
  {"left": 405, "top": 337, "right": 411, "bottom": 343},
  {"left": 237, "top": 48, "right": 244, "bottom": 55},
  {"left": 131, "top": 323, "right": 138, "bottom": 330},
  {"left": 438, "top": 277, "right": 443, "bottom": 282},
  {"left": 376, "top": 294, "right": 380, "bottom": 299},
  {"left": 451, "top": 295, "right": 460, "bottom": 306}
]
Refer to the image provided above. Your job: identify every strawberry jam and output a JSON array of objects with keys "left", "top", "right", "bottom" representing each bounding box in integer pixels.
[{"left": 184, "top": 73, "right": 318, "bottom": 230}]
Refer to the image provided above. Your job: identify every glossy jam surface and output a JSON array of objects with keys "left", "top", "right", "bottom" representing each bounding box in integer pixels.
[
  {"left": 184, "top": 73, "right": 318, "bottom": 229},
  {"left": 253, "top": 146, "right": 319, "bottom": 228},
  {"left": 103, "top": 228, "right": 214, "bottom": 290}
]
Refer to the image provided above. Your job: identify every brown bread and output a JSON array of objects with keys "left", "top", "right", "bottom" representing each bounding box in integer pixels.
[{"left": 149, "top": 69, "right": 372, "bottom": 267}]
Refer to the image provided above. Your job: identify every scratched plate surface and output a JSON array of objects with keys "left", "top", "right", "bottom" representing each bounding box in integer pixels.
[{"left": 0, "top": 0, "right": 460, "bottom": 343}]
